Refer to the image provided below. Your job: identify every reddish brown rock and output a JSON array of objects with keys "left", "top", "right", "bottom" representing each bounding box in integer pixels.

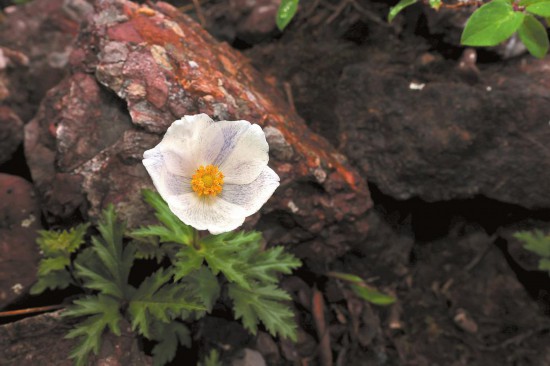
[
  {"left": 0, "top": 174, "right": 41, "bottom": 309},
  {"left": 0, "top": 0, "right": 92, "bottom": 122},
  {"left": 0, "top": 106, "right": 23, "bottom": 165},
  {"left": 25, "top": 0, "right": 371, "bottom": 259}
]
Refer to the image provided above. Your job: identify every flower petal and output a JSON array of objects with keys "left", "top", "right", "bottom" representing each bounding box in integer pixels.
[
  {"left": 143, "top": 150, "right": 193, "bottom": 198},
  {"left": 157, "top": 114, "right": 214, "bottom": 177},
  {"left": 220, "top": 166, "right": 280, "bottom": 216},
  {"left": 168, "top": 193, "right": 247, "bottom": 234},
  {"left": 215, "top": 122, "right": 269, "bottom": 184}
]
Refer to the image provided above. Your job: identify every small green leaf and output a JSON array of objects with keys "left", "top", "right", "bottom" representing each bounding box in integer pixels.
[
  {"left": 388, "top": 0, "right": 418, "bottom": 23},
  {"left": 181, "top": 266, "right": 220, "bottom": 313},
  {"left": 526, "top": 1, "right": 550, "bottom": 16},
  {"left": 350, "top": 284, "right": 396, "bottom": 306},
  {"left": 327, "top": 271, "right": 364, "bottom": 284},
  {"left": 518, "top": 14, "right": 549, "bottom": 58},
  {"left": 63, "top": 295, "right": 122, "bottom": 366},
  {"left": 200, "top": 349, "right": 222, "bottom": 366},
  {"left": 37, "top": 223, "right": 89, "bottom": 256},
  {"left": 151, "top": 322, "right": 191, "bottom": 366},
  {"left": 228, "top": 284, "right": 296, "bottom": 341},
  {"left": 429, "top": 0, "right": 442, "bottom": 10},
  {"left": 515, "top": 230, "right": 550, "bottom": 257},
  {"left": 30, "top": 270, "right": 73, "bottom": 295},
  {"left": 539, "top": 258, "right": 550, "bottom": 271},
  {"left": 461, "top": 0, "right": 525, "bottom": 46},
  {"left": 173, "top": 247, "right": 204, "bottom": 281},
  {"left": 276, "top": 0, "right": 299, "bottom": 30}
]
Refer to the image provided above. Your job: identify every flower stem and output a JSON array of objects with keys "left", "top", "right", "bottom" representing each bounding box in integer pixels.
[{"left": 192, "top": 228, "right": 200, "bottom": 250}]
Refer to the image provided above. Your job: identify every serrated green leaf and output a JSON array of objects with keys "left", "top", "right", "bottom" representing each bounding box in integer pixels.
[
  {"left": 514, "top": 230, "right": 550, "bottom": 257},
  {"left": 228, "top": 284, "right": 296, "bottom": 341},
  {"left": 74, "top": 206, "right": 134, "bottom": 300},
  {"left": 200, "top": 349, "right": 221, "bottom": 366},
  {"left": 64, "top": 295, "right": 122, "bottom": 366},
  {"left": 151, "top": 321, "right": 191, "bottom": 366},
  {"left": 526, "top": 1, "right": 550, "bottom": 16},
  {"left": 351, "top": 284, "right": 396, "bottom": 306},
  {"left": 37, "top": 256, "right": 70, "bottom": 276},
  {"left": 518, "top": 14, "right": 549, "bottom": 58},
  {"left": 37, "top": 223, "right": 89, "bottom": 256},
  {"left": 276, "top": 0, "right": 299, "bottom": 30},
  {"left": 128, "top": 269, "right": 205, "bottom": 338},
  {"left": 243, "top": 246, "right": 301, "bottom": 284},
  {"left": 181, "top": 266, "right": 220, "bottom": 312},
  {"left": 30, "top": 270, "right": 73, "bottom": 295},
  {"left": 173, "top": 247, "right": 204, "bottom": 281},
  {"left": 388, "top": 0, "right": 417, "bottom": 23},
  {"left": 461, "top": 0, "right": 525, "bottom": 46},
  {"left": 140, "top": 189, "right": 193, "bottom": 245}
]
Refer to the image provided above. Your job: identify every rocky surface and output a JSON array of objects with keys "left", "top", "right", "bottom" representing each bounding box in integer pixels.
[
  {"left": 0, "top": 174, "right": 41, "bottom": 309},
  {"left": 25, "top": 0, "right": 371, "bottom": 259},
  {"left": 336, "top": 56, "right": 550, "bottom": 209},
  {"left": 0, "top": 106, "right": 23, "bottom": 165},
  {"left": 0, "top": 0, "right": 92, "bottom": 122},
  {"left": 0, "top": 311, "right": 152, "bottom": 365}
]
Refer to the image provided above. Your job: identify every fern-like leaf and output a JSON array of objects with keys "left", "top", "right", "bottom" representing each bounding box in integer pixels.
[
  {"left": 515, "top": 230, "right": 550, "bottom": 258},
  {"left": 74, "top": 206, "right": 135, "bottom": 300},
  {"left": 228, "top": 283, "right": 297, "bottom": 341},
  {"left": 151, "top": 321, "right": 191, "bottom": 366},
  {"left": 37, "top": 223, "right": 89, "bottom": 256},
  {"left": 139, "top": 189, "right": 193, "bottom": 245},
  {"left": 243, "top": 246, "right": 302, "bottom": 284},
  {"left": 30, "top": 270, "right": 72, "bottom": 295},
  {"left": 180, "top": 266, "right": 220, "bottom": 313},
  {"left": 63, "top": 295, "right": 122, "bottom": 366},
  {"left": 128, "top": 268, "right": 205, "bottom": 338}
]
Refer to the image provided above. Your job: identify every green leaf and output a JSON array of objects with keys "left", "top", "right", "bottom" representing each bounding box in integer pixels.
[
  {"left": 526, "top": 1, "right": 550, "bottom": 16},
  {"left": 140, "top": 189, "right": 193, "bottom": 245},
  {"left": 151, "top": 322, "right": 191, "bottom": 366},
  {"left": 518, "top": 14, "right": 549, "bottom": 58},
  {"left": 74, "top": 206, "right": 135, "bottom": 300},
  {"left": 429, "top": 0, "right": 442, "bottom": 10},
  {"left": 243, "top": 246, "right": 302, "bottom": 284},
  {"left": 200, "top": 349, "right": 222, "bottom": 366},
  {"left": 461, "top": 0, "right": 525, "bottom": 46},
  {"left": 173, "top": 247, "right": 204, "bottom": 281},
  {"left": 350, "top": 284, "right": 396, "bottom": 306},
  {"left": 128, "top": 269, "right": 205, "bottom": 338},
  {"left": 228, "top": 283, "right": 297, "bottom": 341},
  {"left": 388, "top": 0, "right": 418, "bottom": 23},
  {"left": 63, "top": 295, "right": 122, "bottom": 366},
  {"left": 30, "top": 270, "right": 73, "bottom": 295},
  {"left": 180, "top": 266, "right": 220, "bottom": 312},
  {"left": 519, "top": 0, "right": 548, "bottom": 6},
  {"left": 37, "top": 256, "right": 70, "bottom": 276},
  {"left": 327, "top": 271, "right": 364, "bottom": 284},
  {"left": 37, "top": 223, "right": 89, "bottom": 256},
  {"left": 539, "top": 258, "right": 550, "bottom": 271},
  {"left": 514, "top": 230, "right": 550, "bottom": 257},
  {"left": 276, "top": 0, "right": 299, "bottom": 30}
]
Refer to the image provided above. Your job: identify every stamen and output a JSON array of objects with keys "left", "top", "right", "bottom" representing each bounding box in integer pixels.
[{"left": 191, "top": 165, "right": 224, "bottom": 197}]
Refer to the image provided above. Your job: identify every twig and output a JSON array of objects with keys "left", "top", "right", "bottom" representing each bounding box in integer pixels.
[
  {"left": 312, "top": 288, "right": 333, "bottom": 366},
  {"left": 0, "top": 304, "right": 65, "bottom": 318},
  {"left": 283, "top": 82, "right": 296, "bottom": 113}
]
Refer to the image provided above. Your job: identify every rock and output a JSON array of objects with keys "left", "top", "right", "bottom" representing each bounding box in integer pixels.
[
  {"left": 0, "top": 0, "right": 92, "bottom": 122},
  {"left": 0, "top": 311, "right": 152, "bottom": 365},
  {"left": 336, "top": 57, "right": 550, "bottom": 209},
  {"left": 26, "top": 0, "right": 371, "bottom": 259},
  {"left": 0, "top": 174, "right": 41, "bottom": 309},
  {"left": 231, "top": 348, "right": 267, "bottom": 366},
  {"left": 0, "top": 106, "right": 23, "bottom": 165}
]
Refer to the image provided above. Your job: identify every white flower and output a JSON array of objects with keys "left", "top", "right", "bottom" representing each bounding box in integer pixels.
[{"left": 143, "top": 114, "right": 280, "bottom": 234}]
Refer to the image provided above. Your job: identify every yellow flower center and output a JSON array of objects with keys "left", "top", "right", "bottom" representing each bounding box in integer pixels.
[{"left": 191, "top": 165, "right": 224, "bottom": 197}]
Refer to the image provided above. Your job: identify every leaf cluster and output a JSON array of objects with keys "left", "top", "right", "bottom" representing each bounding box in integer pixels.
[
  {"left": 32, "top": 190, "right": 301, "bottom": 365},
  {"left": 514, "top": 230, "right": 550, "bottom": 271},
  {"left": 390, "top": 0, "right": 550, "bottom": 59}
]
